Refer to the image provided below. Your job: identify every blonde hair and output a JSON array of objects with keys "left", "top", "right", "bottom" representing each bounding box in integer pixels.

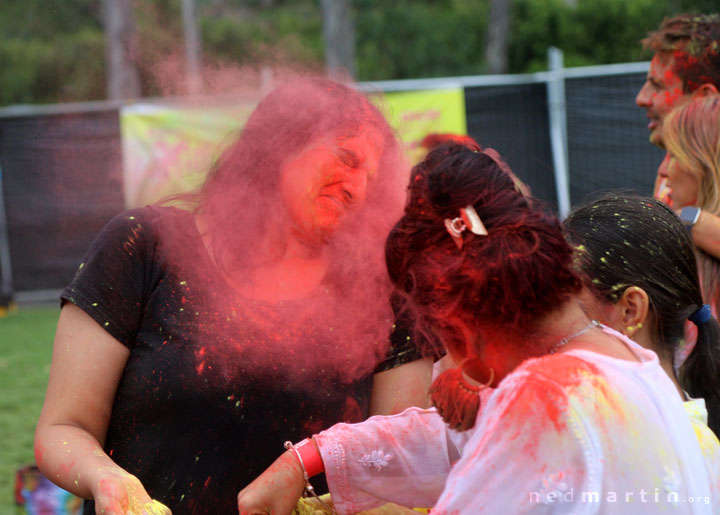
[
  {"left": 664, "top": 94, "right": 720, "bottom": 307},
  {"left": 664, "top": 94, "right": 720, "bottom": 214}
]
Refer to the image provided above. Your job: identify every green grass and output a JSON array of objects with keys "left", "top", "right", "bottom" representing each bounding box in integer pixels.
[{"left": 0, "top": 305, "right": 60, "bottom": 514}]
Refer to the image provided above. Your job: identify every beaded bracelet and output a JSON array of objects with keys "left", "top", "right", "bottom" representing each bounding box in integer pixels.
[{"left": 284, "top": 439, "right": 335, "bottom": 513}]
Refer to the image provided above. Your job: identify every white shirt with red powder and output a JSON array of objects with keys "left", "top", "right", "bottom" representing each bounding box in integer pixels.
[{"left": 314, "top": 327, "right": 719, "bottom": 514}]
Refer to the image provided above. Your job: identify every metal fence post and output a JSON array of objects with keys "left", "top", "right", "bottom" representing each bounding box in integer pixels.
[
  {"left": 0, "top": 161, "right": 14, "bottom": 305},
  {"left": 547, "top": 46, "right": 571, "bottom": 218}
]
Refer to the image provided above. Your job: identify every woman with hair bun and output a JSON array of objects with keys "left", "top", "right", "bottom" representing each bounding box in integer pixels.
[{"left": 238, "top": 144, "right": 718, "bottom": 514}]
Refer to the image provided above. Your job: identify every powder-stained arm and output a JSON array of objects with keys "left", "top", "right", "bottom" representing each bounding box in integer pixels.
[
  {"left": 315, "top": 407, "right": 463, "bottom": 513},
  {"left": 237, "top": 407, "right": 462, "bottom": 515},
  {"left": 34, "top": 304, "right": 159, "bottom": 515}
]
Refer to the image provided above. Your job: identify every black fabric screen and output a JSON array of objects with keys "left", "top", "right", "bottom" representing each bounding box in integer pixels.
[
  {"left": 565, "top": 72, "right": 666, "bottom": 205},
  {"left": 465, "top": 83, "right": 557, "bottom": 209},
  {"left": 0, "top": 111, "right": 124, "bottom": 292},
  {"left": 0, "top": 70, "right": 672, "bottom": 295}
]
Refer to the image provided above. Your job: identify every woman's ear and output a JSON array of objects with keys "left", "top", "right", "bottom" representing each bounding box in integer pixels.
[
  {"left": 443, "top": 317, "right": 477, "bottom": 366},
  {"left": 617, "top": 286, "right": 650, "bottom": 337}
]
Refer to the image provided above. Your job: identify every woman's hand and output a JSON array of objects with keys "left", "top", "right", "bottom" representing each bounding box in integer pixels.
[
  {"left": 237, "top": 451, "right": 307, "bottom": 515},
  {"left": 91, "top": 469, "right": 171, "bottom": 515}
]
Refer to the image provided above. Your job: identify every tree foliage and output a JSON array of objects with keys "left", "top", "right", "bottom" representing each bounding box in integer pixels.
[
  {"left": 0, "top": 0, "right": 105, "bottom": 105},
  {"left": 508, "top": 0, "right": 718, "bottom": 71},
  {"left": 354, "top": 0, "right": 488, "bottom": 80},
  {"left": 200, "top": 1, "right": 323, "bottom": 69},
  {"left": 0, "top": 0, "right": 718, "bottom": 106}
]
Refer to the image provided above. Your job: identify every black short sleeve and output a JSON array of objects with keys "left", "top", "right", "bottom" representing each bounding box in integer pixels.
[
  {"left": 373, "top": 314, "right": 423, "bottom": 373},
  {"left": 60, "top": 207, "right": 159, "bottom": 348}
]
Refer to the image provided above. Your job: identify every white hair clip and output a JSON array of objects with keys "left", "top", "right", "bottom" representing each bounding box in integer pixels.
[{"left": 444, "top": 205, "right": 488, "bottom": 249}]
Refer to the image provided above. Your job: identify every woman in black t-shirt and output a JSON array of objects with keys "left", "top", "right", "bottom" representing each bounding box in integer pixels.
[{"left": 34, "top": 76, "right": 432, "bottom": 515}]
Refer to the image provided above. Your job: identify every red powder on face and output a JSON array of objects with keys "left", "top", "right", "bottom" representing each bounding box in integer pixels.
[
  {"left": 652, "top": 67, "right": 684, "bottom": 108},
  {"left": 639, "top": 53, "right": 688, "bottom": 143},
  {"left": 661, "top": 88, "right": 684, "bottom": 107},
  {"left": 157, "top": 77, "right": 407, "bottom": 390}
]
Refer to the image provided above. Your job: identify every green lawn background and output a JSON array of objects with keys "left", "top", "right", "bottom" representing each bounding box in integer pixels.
[{"left": 0, "top": 306, "right": 60, "bottom": 514}]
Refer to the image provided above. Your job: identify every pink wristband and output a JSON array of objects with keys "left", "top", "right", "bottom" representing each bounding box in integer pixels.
[{"left": 292, "top": 438, "right": 324, "bottom": 477}]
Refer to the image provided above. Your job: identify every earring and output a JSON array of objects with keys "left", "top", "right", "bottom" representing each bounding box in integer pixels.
[
  {"left": 429, "top": 364, "right": 495, "bottom": 431},
  {"left": 625, "top": 322, "right": 643, "bottom": 335}
]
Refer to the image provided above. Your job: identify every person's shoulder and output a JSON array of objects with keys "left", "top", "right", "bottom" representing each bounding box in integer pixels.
[
  {"left": 482, "top": 354, "right": 599, "bottom": 423},
  {"left": 127, "top": 204, "right": 189, "bottom": 224},
  {"left": 103, "top": 205, "right": 161, "bottom": 229},
  {"left": 103, "top": 205, "right": 191, "bottom": 235},
  {"left": 470, "top": 358, "right": 581, "bottom": 446},
  {"left": 514, "top": 352, "right": 600, "bottom": 388},
  {"left": 481, "top": 359, "right": 575, "bottom": 419},
  {"left": 88, "top": 205, "right": 184, "bottom": 255}
]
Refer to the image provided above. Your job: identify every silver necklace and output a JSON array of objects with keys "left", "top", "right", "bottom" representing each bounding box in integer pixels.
[{"left": 549, "top": 320, "right": 602, "bottom": 354}]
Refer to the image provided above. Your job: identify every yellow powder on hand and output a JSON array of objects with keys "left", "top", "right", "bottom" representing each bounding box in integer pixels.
[{"left": 130, "top": 499, "right": 171, "bottom": 515}]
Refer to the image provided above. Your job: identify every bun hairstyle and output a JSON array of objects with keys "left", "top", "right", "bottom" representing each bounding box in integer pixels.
[
  {"left": 564, "top": 194, "right": 720, "bottom": 435},
  {"left": 385, "top": 143, "right": 582, "bottom": 358}
]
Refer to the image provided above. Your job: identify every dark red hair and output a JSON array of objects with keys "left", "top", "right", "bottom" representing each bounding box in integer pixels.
[
  {"left": 386, "top": 143, "right": 582, "bottom": 357},
  {"left": 420, "top": 133, "right": 481, "bottom": 152}
]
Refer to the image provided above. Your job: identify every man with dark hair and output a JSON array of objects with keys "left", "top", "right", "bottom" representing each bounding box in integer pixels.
[
  {"left": 636, "top": 13, "right": 720, "bottom": 260},
  {"left": 636, "top": 13, "right": 720, "bottom": 201}
]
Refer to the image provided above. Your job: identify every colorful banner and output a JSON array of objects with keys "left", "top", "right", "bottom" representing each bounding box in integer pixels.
[
  {"left": 381, "top": 87, "right": 467, "bottom": 164},
  {"left": 120, "top": 102, "right": 255, "bottom": 208},
  {"left": 119, "top": 88, "right": 466, "bottom": 208}
]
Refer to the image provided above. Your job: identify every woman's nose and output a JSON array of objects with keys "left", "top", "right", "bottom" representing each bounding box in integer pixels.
[{"left": 342, "top": 169, "right": 368, "bottom": 205}]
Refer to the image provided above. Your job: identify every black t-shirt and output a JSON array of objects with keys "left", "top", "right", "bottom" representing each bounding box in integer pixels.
[{"left": 61, "top": 205, "right": 420, "bottom": 514}]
